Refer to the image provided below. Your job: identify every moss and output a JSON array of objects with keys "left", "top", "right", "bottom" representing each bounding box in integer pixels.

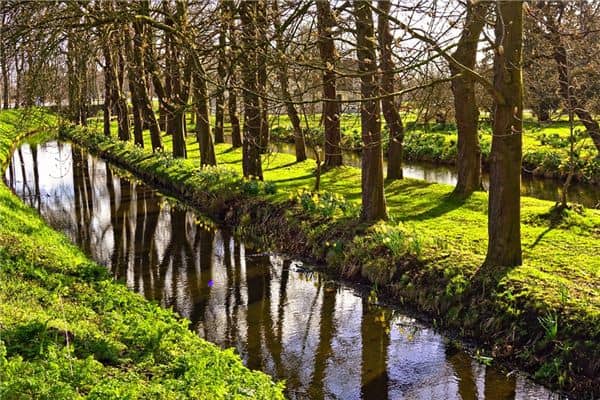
[
  {"left": 60, "top": 114, "right": 600, "bottom": 396},
  {"left": 0, "top": 110, "right": 285, "bottom": 398}
]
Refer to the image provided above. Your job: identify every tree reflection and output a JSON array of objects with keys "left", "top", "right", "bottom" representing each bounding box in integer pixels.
[{"left": 360, "top": 298, "right": 390, "bottom": 400}]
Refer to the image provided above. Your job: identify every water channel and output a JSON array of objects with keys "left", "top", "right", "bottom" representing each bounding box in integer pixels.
[{"left": 4, "top": 140, "right": 562, "bottom": 399}]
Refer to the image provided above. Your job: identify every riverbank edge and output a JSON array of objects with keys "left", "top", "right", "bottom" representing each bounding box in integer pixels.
[
  {"left": 0, "top": 114, "right": 286, "bottom": 397},
  {"left": 61, "top": 123, "right": 599, "bottom": 398}
]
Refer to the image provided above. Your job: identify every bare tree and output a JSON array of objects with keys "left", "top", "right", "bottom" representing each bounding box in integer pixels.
[
  {"left": 377, "top": 0, "right": 404, "bottom": 180},
  {"left": 450, "top": 1, "right": 487, "bottom": 195},
  {"left": 355, "top": 1, "right": 387, "bottom": 222},
  {"left": 239, "top": 0, "right": 263, "bottom": 179},
  {"left": 316, "top": 0, "right": 342, "bottom": 167}
]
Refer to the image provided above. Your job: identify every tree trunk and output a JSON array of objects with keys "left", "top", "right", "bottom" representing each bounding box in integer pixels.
[
  {"left": 0, "top": 8, "right": 8, "bottom": 110},
  {"left": 215, "top": 92, "right": 225, "bottom": 143},
  {"left": 239, "top": 0, "right": 263, "bottom": 179},
  {"left": 272, "top": 0, "right": 306, "bottom": 162},
  {"left": 355, "top": 1, "right": 387, "bottom": 222},
  {"left": 316, "top": 1, "right": 342, "bottom": 167},
  {"left": 226, "top": 1, "right": 242, "bottom": 148},
  {"left": 126, "top": 26, "right": 144, "bottom": 147},
  {"left": 14, "top": 49, "right": 21, "bottom": 109},
  {"left": 484, "top": 1, "right": 523, "bottom": 268},
  {"left": 129, "top": 79, "right": 144, "bottom": 146},
  {"left": 377, "top": 0, "right": 404, "bottom": 180},
  {"left": 450, "top": 2, "right": 486, "bottom": 195},
  {"left": 229, "top": 88, "right": 242, "bottom": 148},
  {"left": 114, "top": 42, "right": 130, "bottom": 141},
  {"left": 214, "top": 4, "right": 227, "bottom": 144},
  {"left": 102, "top": 43, "right": 113, "bottom": 137},
  {"left": 194, "top": 69, "right": 217, "bottom": 166},
  {"left": 165, "top": 2, "right": 191, "bottom": 158},
  {"left": 132, "top": 1, "right": 162, "bottom": 150},
  {"left": 257, "top": 1, "right": 269, "bottom": 153}
]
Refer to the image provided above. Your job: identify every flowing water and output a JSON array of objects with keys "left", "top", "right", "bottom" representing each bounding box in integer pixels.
[
  {"left": 4, "top": 140, "right": 563, "bottom": 400},
  {"left": 272, "top": 142, "right": 600, "bottom": 209}
]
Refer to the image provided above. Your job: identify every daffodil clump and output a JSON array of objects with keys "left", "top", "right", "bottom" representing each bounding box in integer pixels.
[
  {"left": 290, "top": 187, "right": 357, "bottom": 218},
  {"left": 369, "top": 222, "right": 424, "bottom": 258}
]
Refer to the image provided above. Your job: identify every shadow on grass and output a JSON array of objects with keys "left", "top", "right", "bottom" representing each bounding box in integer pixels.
[
  {"left": 271, "top": 173, "right": 314, "bottom": 184},
  {"left": 400, "top": 193, "right": 467, "bottom": 221},
  {"left": 264, "top": 160, "right": 300, "bottom": 171},
  {"left": 529, "top": 204, "right": 568, "bottom": 249}
]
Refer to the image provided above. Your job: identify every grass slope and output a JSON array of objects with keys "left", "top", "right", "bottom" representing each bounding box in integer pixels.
[
  {"left": 0, "top": 110, "right": 285, "bottom": 399},
  {"left": 61, "top": 117, "right": 600, "bottom": 396}
]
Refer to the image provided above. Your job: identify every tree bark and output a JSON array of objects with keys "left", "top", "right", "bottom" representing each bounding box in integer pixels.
[
  {"left": 229, "top": 88, "right": 242, "bottom": 148},
  {"left": 450, "top": 1, "right": 486, "bottom": 195},
  {"left": 316, "top": 1, "right": 342, "bottom": 167},
  {"left": 194, "top": 69, "right": 217, "bottom": 166},
  {"left": 355, "top": 1, "right": 387, "bottom": 222},
  {"left": 226, "top": 1, "right": 242, "bottom": 148},
  {"left": 256, "top": 1, "right": 269, "bottom": 153},
  {"left": 214, "top": 2, "right": 227, "bottom": 144},
  {"left": 102, "top": 42, "right": 113, "bottom": 137},
  {"left": 131, "top": 1, "right": 162, "bottom": 150},
  {"left": 114, "top": 39, "right": 130, "bottom": 142},
  {"left": 377, "top": 0, "right": 404, "bottom": 180},
  {"left": 484, "top": 1, "right": 523, "bottom": 268},
  {"left": 0, "top": 7, "right": 8, "bottom": 110},
  {"left": 272, "top": 0, "right": 306, "bottom": 162},
  {"left": 239, "top": 0, "right": 263, "bottom": 179}
]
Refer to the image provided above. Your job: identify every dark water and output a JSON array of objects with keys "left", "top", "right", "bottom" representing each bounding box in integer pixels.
[
  {"left": 273, "top": 143, "right": 600, "bottom": 209},
  {"left": 4, "top": 140, "right": 561, "bottom": 400}
]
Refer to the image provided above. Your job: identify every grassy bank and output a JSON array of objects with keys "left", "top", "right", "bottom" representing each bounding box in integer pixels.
[
  {"left": 61, "top": 118, "right": 600, "bottom": 397},
  {"left": 0, "top": 110, "right": 285, "bottom": 398},
  {"left": 267, "top": 114, "right": 600, "bottom": 184}
]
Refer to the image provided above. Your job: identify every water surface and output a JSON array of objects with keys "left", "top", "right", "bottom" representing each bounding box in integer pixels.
[{"left": 4, "top": 140, "right": 561, "bottom": 400}]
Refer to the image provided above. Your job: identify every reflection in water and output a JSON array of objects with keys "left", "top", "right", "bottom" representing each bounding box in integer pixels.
[
  {"left": 5, "top": 140, "right": 561, "bottom": 400},
  {"left": 273, "top": 142, "right": 600, "bottom": 209}
]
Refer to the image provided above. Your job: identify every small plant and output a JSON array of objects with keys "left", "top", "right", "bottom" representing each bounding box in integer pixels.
[
  {"left": 538, "top": 312, "right": 558, "bottom": 341},
  {"left": 474, "top": 349, "right": 493, "bottom": 366},
  {"left": 241, "top": 179, "right": 260, "bottom": 195},
  {"left": 263, "top": 181, "right": 277, "bottom": 195},
  {"left": 291, "top": 188, "right": 357, "bottom": 218}
]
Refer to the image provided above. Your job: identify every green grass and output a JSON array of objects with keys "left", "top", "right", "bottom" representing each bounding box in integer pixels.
[
  {"left": 63, "top": 114, "right": 600, "bottom": 394},
  {"left": 0, "top": 110, "right": 285, "bottom": 399}
]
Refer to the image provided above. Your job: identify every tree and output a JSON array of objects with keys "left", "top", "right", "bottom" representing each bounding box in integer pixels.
[
  {"left": 239, "top": 0, "right": 263, "bottom": 179},
  {"left": 316, "top": 0, "right": 342, "bottom": 167},
  {"left": 194, "top": 67, "right": 217, "bottom": 166},
  {"left": 484, "top": 1, "right": 524, "bottom": 268},
  {"left": 225, "top": 0, "right": 242, "bottom": 148},
  {"left": 256, "top": 1, "right": 270, "bottom": 153},
  {"left": 355, "top": 1, "right": 387, "bottom": 222},
  {"left": 124, "top": 1, "right": 162, "bottom": 150},
  {"left": 450, "top": 1, "right": 487, "bottom": 195},
  {"left": 377, "top": 0, "right": 404, "bottom": 180},
  {"left": 1, "top": 3, "right": 10, "bottom": 109},
  {"left": 272, "top": 0, "right": 306, "bottom": 162},
  {"left": 536, "top": 1, "right": 600, "bottom": 153},
  {"left": 214, "top": 1, "right": 227, "bottom": 144}
]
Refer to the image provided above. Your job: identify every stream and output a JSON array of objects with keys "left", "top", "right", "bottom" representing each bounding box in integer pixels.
[{"left": 4, "top": 139, "right": 562, "bottom": 400}]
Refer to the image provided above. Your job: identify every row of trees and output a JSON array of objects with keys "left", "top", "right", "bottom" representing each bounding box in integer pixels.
[{"left": 1, "top": 1, "right": 598, "bottom": 270}]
